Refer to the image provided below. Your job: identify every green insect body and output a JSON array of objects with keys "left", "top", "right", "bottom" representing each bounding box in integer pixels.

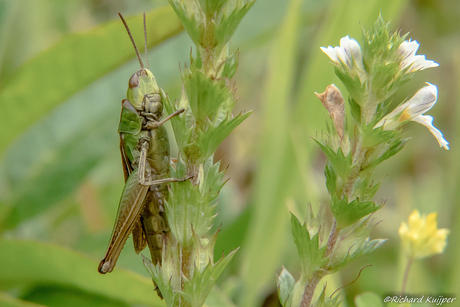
[{"left": 98, "top": 13, "right": 187, "bottom": 298}]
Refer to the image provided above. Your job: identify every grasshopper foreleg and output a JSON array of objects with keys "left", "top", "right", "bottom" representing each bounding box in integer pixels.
[{"left": 144, "top": 108, "right": 185, "bottom": 130}]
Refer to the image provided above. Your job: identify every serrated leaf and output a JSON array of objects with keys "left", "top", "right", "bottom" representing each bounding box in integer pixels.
[
  {"left": 354, "top": 177, "right": 381, "bottom": 201},
  {"left": 222, "top": 49, "right": 239, "bottom": 79},
  {"left": 168, "top": 0, "right": 201, "bottom": 47},
  {"left": 290, "top": 213, "right": 327, "bottom": 279},
  {"left": 314, "top": 139, "right": 352, "bottom": 181},
  {"left": 214, "top": 2, "right": 255, "bottom": 52},
  {"left": 167, "top": 158, "right": 223, "bottom": 244},
  {"left": 198, "top": 111, "right": 252, "bottom": 160},
  {"left": 355, "top": 292, "right": 383, "bottom": 307},
  {"left": 183, "top": 69, "right": 231, "bottom": 121},
  {"left": 361, "top": 125, "right": 398, "bottom": 148},
  {"left": 328, "top": 218, "right": 386, "bottom": 272},
  {"left": 368, "top": 138, "right": 408, "bottom": 168},
  {"left": 312, "top": 285, "right": 341, "bottom": 307},
  {"left": 348, "top": 96, "right": 361, "bottom": 123},
  {"left": 162, "top": 90, "right": 193, "bottom": 156},
  {"left": 0, "top": 7, "right": 183, "bottom": 155},
  {"left": 198, "top": 156, "right": 226, "bottom": 200},
  {"left": 331, "top": 196, "right": 381, "bottom": 229},
  {"left": 143, "top": 256, "right": 178, "bottom": 307},
  {"left": 324, "top": 162, "right": 338, "bottom": 197},
  {"left": 179, "top": 249, "right": 238, "bottom": 307},
  {"left": 277, "top": 267, "right": 295, "bottom": 307}
]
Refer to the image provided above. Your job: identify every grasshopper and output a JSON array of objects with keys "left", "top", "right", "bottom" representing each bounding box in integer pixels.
[{"left": 98, "top": 13, "right": 188, "bottom": 296}]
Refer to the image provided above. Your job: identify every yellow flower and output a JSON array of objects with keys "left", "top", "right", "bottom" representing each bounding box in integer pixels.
[{"left": 399, "top": 210, "right": 449, "bottom": 259}]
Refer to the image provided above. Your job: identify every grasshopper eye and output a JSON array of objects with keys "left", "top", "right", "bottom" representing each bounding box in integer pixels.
[{"left": 129, "top": 73, "right": 139, "bottom": 89}]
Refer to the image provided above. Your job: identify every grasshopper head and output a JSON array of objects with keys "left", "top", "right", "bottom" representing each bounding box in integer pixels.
[{"left": 127, "top": 68, "right": 161, "bottom": 113}]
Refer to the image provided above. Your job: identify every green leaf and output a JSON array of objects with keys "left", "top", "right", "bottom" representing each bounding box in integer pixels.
[
  {"left": 361, "top": 125, "right": 398, "bottom": 148},
  {"left": 0, "top": 293, "right": 45, "bottom": 307},
  {"left": 168, "top": 0, "right": 201, "bottom": 47},
  {"left": 364, "top": 138, "right": 408, "bottom": 170},
  {"left": 179, "top": 249, "right": 238, "bottom": 307},
  {"left": 324, "top": 162, "right": 338, "bottom": 196},
  {"left": 314, "top": 139, "right": 352, "bottom": 181},
  {"left": 21, "top": 285, "right": 129, "bottom": 307},
  {"left": 198, "top": 111, "right": 252, "bottom": 161},
  {"left": 0, "top": 91, "right": 119, "bottom": 230},
  {"left": 214, "top": 2, "right": 256, "bottom": 51},
  {"left": 183, "top": 69, "right": 232, "bottom": 122},
  {"left": 0, "top": 7, "right": 183, "bottom": 156},
  {"left": 355, "top": 292, "right": 383, "bottom": 307},
  {"left": 349, "top": 96, "right": 362, "bottom": 123},
  {"left": 222, "top": 49, "right": 239, "bottom": 79},
  {"left": 0, "top": 239, "right": 163, "bottom": 306},
  {"left": 240, "top": 0, "right": 302, "bottom": 305},
  {"left": 167, "top": 157, "right": 223, "bottom": 244},
  {"left": 312, "top": 285, "right": 341, "bottom": 307},
  {"left": 353, "top": 177, "right": 381, "bottom": 201},
  {"left": 331, "top": 196, "right": 381, "bottom": 229},
  {"left": 328, "top": 218, "right": 386, "bottom": 272},
  {"left": 290, "top": 213, "right": 327, "bottom": 280},
  {"left": 277, "top": 267, "right": 295, "bottom": 307},
  {"left": 143, "top": 256, "right": 178, "bottom": 307}
]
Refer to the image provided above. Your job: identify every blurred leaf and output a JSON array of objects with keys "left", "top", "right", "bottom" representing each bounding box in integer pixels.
[
  {"left": 0, "top": 81, "right": 120, "bottom": 230},
  {"left": 239, "top": 0, "right": 302, "bottom": 306},
  {"left": 354, "top": 292, "right": 383, "bottom": 307},
  {"left": 0, "top": 292, "right": 45, "bottom": 307},
  {"left": 21, "top": 285, "right": 129, "bottom": 307},
  {"left": 204, "top": 286, "right": 237, "bottom": 307},
  {"left": 0, "top": 239, "right": 163, "bottom": 306},
  {"left": 0, "top": 6, "right": 183, "bottom": 155}
]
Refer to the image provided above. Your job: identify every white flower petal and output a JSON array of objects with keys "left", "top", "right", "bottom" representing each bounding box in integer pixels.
[
  {"left": 412, "top": 115, "right": 450, "bottom": 150},
  {"left": 340, "top": 36, "right": 365, "bottom": 72},
  {"left": 374, "top": 83, "right": 439, "bottom": 131},
  {"left": 399, "top": 40, "right": 439, "bottom": 72},
  {"left": 320, "top": 46, "right": 339, "bottom": 62},
  {"left": 404, "top": 83, "right": 438, "bottom": 117},
  {"left": 321, "top": 36, "right": 366, "bottom": 82}
]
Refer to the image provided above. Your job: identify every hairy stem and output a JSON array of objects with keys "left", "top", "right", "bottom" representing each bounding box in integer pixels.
[{"left": 300, "top": 128, "right": 368, "bottom": 306}]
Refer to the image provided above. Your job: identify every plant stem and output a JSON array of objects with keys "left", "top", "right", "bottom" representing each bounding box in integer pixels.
[
  {"left": 300, "top": 220, "right": 339, "bottom": 306},
  {"left": 401, "top": 256, "right": 413, "bottom": 295},
  {"left": 300, "top": 127, "right": 368, "bottom": 306}
]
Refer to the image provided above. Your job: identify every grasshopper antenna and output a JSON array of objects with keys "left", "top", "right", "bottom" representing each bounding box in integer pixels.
[
  {"left": 143, "top": 13, "right": 150, "bottom": 69},
  {"left": 118, "top": 12, "right": 144, "bottom": 69}
]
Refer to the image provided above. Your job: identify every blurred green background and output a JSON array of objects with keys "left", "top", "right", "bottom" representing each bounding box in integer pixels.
[{"left": 0, "top": 0, "right": 458, "bottom": 306}]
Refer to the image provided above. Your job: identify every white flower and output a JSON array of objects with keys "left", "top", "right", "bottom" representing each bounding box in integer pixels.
[
  {"left": 374, "top": 83, "right": 449, "bottom": 150},
  {"left": 399, "top": 40, "right": 439, "bottom": 72},
  {"left": 320, "top": 36, "right": 366, "bottom": 82}
]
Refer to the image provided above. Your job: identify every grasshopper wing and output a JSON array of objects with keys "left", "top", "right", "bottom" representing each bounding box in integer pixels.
[
  {"left": 119, "top": 133, "right": 133, "bottom": 182},
  {"left": 98, "top": 168, "right": 148, "bottom": 274}
]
